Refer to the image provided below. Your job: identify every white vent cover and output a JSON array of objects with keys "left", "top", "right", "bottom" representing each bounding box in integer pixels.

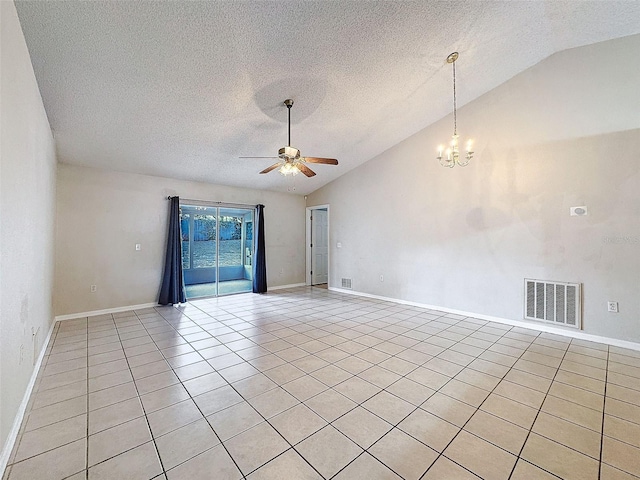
[
  {"left": 341, "top": 278, "right": 352, "bottom": 289},
  {"left": 524, "top": 279, "right": 581, "bottom": 328}
]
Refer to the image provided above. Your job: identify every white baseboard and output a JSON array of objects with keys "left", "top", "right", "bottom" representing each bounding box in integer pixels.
[
  {"left": 329, "top": 287, "right": 640, "bottom": 352},
  {"left": 54, "top": 302, "right": 159, "bottom": 322},
  {"left": 270, "top": 283, "right": 307, "bottom": 291},
  {"left": 0, "top": 320, "right": 56, "bottom": 476}
]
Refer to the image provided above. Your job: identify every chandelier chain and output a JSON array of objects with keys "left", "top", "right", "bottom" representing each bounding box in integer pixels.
[{"left": 452, "top": 60, "right": 457, "bottom": 135}]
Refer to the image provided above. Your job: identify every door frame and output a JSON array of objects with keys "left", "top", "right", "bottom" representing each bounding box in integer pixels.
[{"left": 305, "top": 204, "right": 330, "bottom": 286}]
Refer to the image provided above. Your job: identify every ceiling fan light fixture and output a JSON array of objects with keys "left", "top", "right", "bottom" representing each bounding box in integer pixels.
[{"left": 279, "top": 162, "right": 300, "bottom": 176}]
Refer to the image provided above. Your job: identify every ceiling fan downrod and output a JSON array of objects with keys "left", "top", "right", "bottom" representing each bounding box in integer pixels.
[{"left": 284, "top": 99, "right": 293, "bottom": 146}]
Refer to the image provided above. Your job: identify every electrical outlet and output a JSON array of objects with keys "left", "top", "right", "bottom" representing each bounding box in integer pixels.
[
  {"left": 279, "top": 268, "right": 284, "bottom": 275},
  {"left": 380, "top": 275, "right": 384, "bottom": 282},
  {"left": 90, "top": 285, "right": 97, "bottom": 293},
  {"left": 607, "top": 302, "right": 619, "bottom": 313}
]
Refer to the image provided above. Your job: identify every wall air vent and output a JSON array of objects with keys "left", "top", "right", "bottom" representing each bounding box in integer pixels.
[
  {"left": 524, "top": 279, "right": 581, "bottom": 329},
  {"left": 341, "top": 278, "right": 352, "bottom": 289}
]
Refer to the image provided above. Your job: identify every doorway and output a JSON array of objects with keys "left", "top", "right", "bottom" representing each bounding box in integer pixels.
[
  {"left": 306, "top": 205, "right": 329, "bottom": 287},
  {"left": 180, "top": 203, "right": 254, "bottom": 298}
]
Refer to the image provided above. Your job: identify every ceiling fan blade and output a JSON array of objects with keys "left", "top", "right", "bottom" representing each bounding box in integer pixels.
[
  {"left": 239, "top": 156, "right": 279, "bottom": 159},
  {"left": 297, "top": 163, "right": 316, "bottom": 177},
  {"left": 259, "top": 163, "right": 282, "bottom": 174},
  {"left": 303, "top": 157, "right": 338, "bottom": 165}
]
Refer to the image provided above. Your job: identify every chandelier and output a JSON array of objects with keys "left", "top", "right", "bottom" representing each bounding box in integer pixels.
[{"left": 437, "top": 52, "right": 473, "bottom": 168}]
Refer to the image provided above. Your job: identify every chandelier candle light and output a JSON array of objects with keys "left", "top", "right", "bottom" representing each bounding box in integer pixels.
[{"left": 437, "top": 52, "right": 474, "bottom": 168}]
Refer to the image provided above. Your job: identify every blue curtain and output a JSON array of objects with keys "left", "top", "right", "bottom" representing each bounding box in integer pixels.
[
  {"left": 159, "top": 196, "right": 186, "bottom": 304},
  {"left": 252, "top": 204, "right": 267, "bottom": 293}
]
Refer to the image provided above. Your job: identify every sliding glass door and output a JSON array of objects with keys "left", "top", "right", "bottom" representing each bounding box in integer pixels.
[{"left": 180, "top": 204, "right": 253, "bottom": 298}]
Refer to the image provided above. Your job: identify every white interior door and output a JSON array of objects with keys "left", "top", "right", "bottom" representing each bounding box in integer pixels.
[{"left": 311, "top": 209, "right": 328, "bottom": 285}]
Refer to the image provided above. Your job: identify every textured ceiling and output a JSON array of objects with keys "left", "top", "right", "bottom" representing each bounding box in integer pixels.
[{"left": 14, "top": 1, "right": 640, "bottom": 195}]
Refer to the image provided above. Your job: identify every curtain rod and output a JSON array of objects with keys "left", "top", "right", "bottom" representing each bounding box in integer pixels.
[{"left": 167, "top": 196, "right": 257, "bottom": 209}]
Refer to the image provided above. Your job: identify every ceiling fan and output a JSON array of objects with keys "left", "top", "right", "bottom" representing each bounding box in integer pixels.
[{"left": 240, "top": 99, "right": 338, "bottom": 177}]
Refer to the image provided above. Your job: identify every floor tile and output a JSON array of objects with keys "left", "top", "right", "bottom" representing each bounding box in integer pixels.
[
  {"left": 6, "top": 438, "right": 86, "bottom": 480},
  {"left": 333, "top": 452, "right": 401, "bottom": 479},
  {"left": 493, "top": 379, "right": 546, "bottom": 408},
  {"left": 521, "top": 432, "right": 599, "bottom": 480},
  {"left": 246, "top": 449, "right": 322, "bottom": 479},
  {"left": 333, "top": 406, "right": 392, "bottom": 449},
  {"left": 304, "top": 389, "right": 357, "bottom": 422},
  {"left": 600, "top": 463, "right": 640, "bottom": 480},
  {"left": 182, "top": 372, "right": 226, "bottom": 397},
  {"left": 421, "top": 456, "right": 480, "bottom": 480},
  {"left": 397, "top": 408, "right": 460, "bottom": 452},
  {"left": 135, "top": 370, "right": 180, "bottom": 395},
  {"left": 369, "top": 428, "right": 438, "bottom": 479},
  {"left": 362, "top": 391, "right": 414, "bottom": 424},
  {"left": 532, "top": 411, "right": 601, "bottom": 459},
  {"left": 270, "top": 404, "right": 327, "bottom": 445},
  {"left": 421, "top": 392, "right": 476, "bottom": 427},
  {"left": 333, "top": 376, "right": 380, "bottom": 403},
  {"left": 464, "top": 409, "right": 529, "bottom": 455},
  {"left": 444, "top": 430, "right": 516, "bottom": 480},
  {"left": 310, "top": 364, "right": 352, "bottom": 387},
  {"left": 140, "top": 384, "right": 190, "bottom": 413},
  {"left": 88, "top": 416, "right": 151, "bottom": 467},
  {"left": 282, "top": 375, "right": 328, "bottom": 402},
  {"left": 480, "top": 393, "right": 538, "bottom": 429},
  {"left": 14, "top": 414, "right": 86, "bottom": 462},
  {"left": 88, "top": 441, "right": 162, "bottom": 480},
  {"left": 24, "top": 395, "right": 87, "bottom": 432},
  {"left": 89, "top": 397, "right": 144, "bottom": 434},
  {"left": 296, "top": 425, "right": 363, "bottom": 479},
  {"left": 224, "top": 422, "right": 289, "bottom": 475},
  {"left": 541, "top": 395, "right": 603, "bottom": 432},
  {"left": 548, "top": 381, "right": 604, "bottom": 411},
  {"left": 386, "top": 377, "right": 435, "bottom": 406},
  {"left": 604, "top": 414, "right": 640, "bottom": 448},
  {"left": 155, "top": 418, "right": 220, "bottom": 470},
  {"left": 207, "top": 401, "right": 264, "bottom": 441},
  {"left": 510, "top": 459, "right": 558, "bottom": 479},
  {"left": 602, "top": 436, "right": 640, "bottom": 477},
  {"left": 249, "top": 387, "right": 299, "bottom": 419},
  {"left": 192, "top": 385, "right": 243, "bottom": 416},
  {"left": 146, "top": 399, "right": 203, "bottom": 437},
  {"left": 440, "top": 378, "right": 491, "bottom": 407}
]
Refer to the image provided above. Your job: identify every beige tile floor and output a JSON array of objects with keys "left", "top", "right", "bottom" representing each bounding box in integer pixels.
[{"left": 4, "top": 287, "right": 640, "bottom": 480}]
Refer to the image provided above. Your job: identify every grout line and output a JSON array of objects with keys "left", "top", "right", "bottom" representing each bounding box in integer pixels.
[
  {"left": 505, "top": 339, "right": 572, "bottom": 480},
  {"left": 85, "top": 317, "right": 89, "bottom": 480},
  {"left": 598, "top": 346, "right": 610, "bottom": 480}
]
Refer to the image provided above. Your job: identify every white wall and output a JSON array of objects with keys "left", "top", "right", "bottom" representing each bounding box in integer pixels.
[
  {"left": 0, "top": 1, "right": 57, "bottom": 453},
  {"left": 55, "top": 164, "right": 306, "bottom": 316},
  {"left": 308, "top": 34, "right": 640, "bottom": 343}
]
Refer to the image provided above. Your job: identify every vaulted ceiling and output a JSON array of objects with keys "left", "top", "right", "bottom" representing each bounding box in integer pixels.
[{"left": 15, "top": 1, "right": 640, "bottom": 194}]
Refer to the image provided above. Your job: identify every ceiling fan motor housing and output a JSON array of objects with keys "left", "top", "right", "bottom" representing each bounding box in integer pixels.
[{"left": 279, "top": 146, "right": 300, "bottom": 159}]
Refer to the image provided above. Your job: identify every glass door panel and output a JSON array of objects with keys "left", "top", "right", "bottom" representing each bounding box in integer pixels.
[
  {"left": 180, "top": 204, "right": 253, "bottom": 299},
  {"left": 218, "top": 208, "right": 253, "bottom": 295}
]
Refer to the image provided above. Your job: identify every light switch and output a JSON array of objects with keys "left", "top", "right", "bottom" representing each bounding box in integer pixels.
[
  {"left": 337, "top": 242, "right": 342, "bottom": 248},
  {"left": 135, "top": 244, "right": 141, "bottom": 251}
]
